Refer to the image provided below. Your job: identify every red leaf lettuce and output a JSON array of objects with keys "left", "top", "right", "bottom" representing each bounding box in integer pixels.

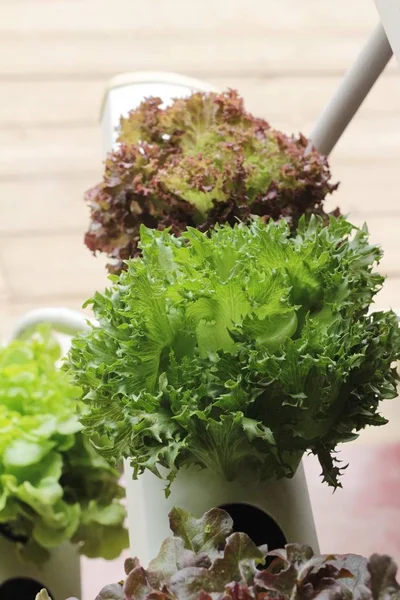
[
  {"left": 84, "top": 90, "right": 339, "bottom": 273},
  {"left": 41, "top": 507, "right": 400, "bottom": 600}
]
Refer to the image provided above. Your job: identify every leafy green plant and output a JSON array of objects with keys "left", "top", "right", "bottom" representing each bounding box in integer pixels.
[
  {"left": 67, "top": 216, "right": 400, "bottom": 491},
  {"left": 0, "top": 328, "right": 128, "bottom": 563},
  {"left": 36, "top": 506, "right": 400, "bottom": 600},
  {"left": 84, "top": 90, "right": 339, "bottom": 273}
]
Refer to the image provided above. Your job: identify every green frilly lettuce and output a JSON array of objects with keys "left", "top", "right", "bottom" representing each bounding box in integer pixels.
[
  {"left": 0, "top": 329, "right": 128, "bottom": 562},
  {"left": 67, "top": 216, "right": 400, "bottom": 490}
]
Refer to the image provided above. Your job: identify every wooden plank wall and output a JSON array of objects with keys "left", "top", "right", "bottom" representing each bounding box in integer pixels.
[{"left": 0, "top": 0, "right": 399, "bottom": 336}]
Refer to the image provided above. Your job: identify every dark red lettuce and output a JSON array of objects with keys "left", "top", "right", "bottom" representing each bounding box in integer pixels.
[{"left": 85, "top": 90, "right": 339, "bottom": 273}]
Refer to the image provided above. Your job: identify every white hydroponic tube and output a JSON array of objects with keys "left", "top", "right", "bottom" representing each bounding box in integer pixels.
[
  {"left": 9, "top": 307, "right": 92, "bottom": 341},
  {"left": 0, "top": 538, "right": 81, "bottom": 600},
  {"left": 374, "top": 0, "right": 400, "bottom": 65},
  {"left": 309, "top": 22, "right": 393, "bottom": 156}
]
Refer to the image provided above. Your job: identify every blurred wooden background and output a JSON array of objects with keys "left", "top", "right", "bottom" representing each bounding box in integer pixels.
[
  {"left": 0, "top": 0, "right": 399, "bottom": 337},
  {"left": 0, "top": 1, "right": 399, "bottom": 595}
]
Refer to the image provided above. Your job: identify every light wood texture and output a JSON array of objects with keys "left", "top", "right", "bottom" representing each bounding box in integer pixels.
[
  {"left": 2, "top": 75, "right": 400, "bottom": 127},
  {"left": 0, "top": 1, "right": 395, "bottom": 78},
  {"left": 0, "top": 232, "right": 108, "bottom": 300},
  {"left": 0, "top": 0, "right": 398, "bottom": 338},
  {"left": 4, "top": 34, "right": 400, "bottom": 78},
  {"left": 0, "top": 0, "right": 380, "bottom": 33},
  {"left": 0, "top": 0, "right": 399, "bottom": 334}
]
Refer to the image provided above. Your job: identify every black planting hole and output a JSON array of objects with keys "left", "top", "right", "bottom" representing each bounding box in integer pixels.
[
  {"left": 219, "top": 503, "right": 287, "bottom": 557},
  {"left": 0, "top": 577, "right": 53, "bottom": 600}
]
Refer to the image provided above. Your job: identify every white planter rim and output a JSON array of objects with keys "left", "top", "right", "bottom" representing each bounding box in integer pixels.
[
  {"left": 0, "top": 535, "right": 81, "bottom": 599},
  {"left": 100, "top": 70, "right": 218, "bottom": 122},
  {"left": 124, "top": 460, "right": 320, "bottom": 567}
]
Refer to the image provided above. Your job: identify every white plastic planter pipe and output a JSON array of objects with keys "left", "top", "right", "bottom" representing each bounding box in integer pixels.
[
  {"left": 0, "top": 537, "right": 80, "bottom": 600},
  {"left": 374, "top": 0, "right": 400, "bottom": 65},
  {"left": 1, "top": 308, "right": 91, "bottom": 599},
  {"left": 308, "top": 22, "right": 393, "bottom": 157},
  {"left": 124, "top": 464, "right": 319, "bottom": 567},
  {"left": 100, "top": 71, "right": 320, "bottom": 564},
  {"left": 100, "top": 71, "right": 217, "bottom": 151}
]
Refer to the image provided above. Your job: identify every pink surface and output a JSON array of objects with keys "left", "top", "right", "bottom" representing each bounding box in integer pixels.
[
  {"left": 304, "top": 442, "right": 400, "bottom": 563},
  {"left": 82, "top": 443, "right": 400, "bottom": 599}
]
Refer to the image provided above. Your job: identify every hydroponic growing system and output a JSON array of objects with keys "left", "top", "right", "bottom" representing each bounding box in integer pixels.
[{"left": 2, "top": 1, "right": 400, "bottom": 598}]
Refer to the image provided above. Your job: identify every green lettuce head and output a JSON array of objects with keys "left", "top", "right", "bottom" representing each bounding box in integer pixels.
[
  {"left": 67, "top": 216, "right": 400, "bottom": 490},
  {"left": 0, "top": 329, "right": 128, "bottom": 563},
  {"left": 84, "top": 90, "right": 338, "bottom": 273}
]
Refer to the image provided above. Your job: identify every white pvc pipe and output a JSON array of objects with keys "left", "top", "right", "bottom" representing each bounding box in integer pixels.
[
  {"left": 125, "top": 462, "right": 320, "bottom": 567},
  {"left": 374, "top": 0, "right": 400, "bottom": 64},
  {"left": 0, "top": 538, "right": 81, "bottom": 600},
  {"left": 101, "top": 71, "right": 218, "bottom": 156},
  {"left": 9, "top": 307, "right": 93, "bottom": 342},
  {"left": 309, "top": 22, "right": 393, "bottom": 156}
]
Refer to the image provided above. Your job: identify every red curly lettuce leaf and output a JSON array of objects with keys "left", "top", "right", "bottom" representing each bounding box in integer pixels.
[
  {"left": 84, "top": 90, "right": 339, "bottom": 273},
  {"left": 84, "top": 507, "right": 400, "bottom": 600}
]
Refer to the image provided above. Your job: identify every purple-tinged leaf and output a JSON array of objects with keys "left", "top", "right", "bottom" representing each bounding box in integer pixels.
[
  {"left": 124, "top": 564, "right": 156, "bottom": 600},
  {"left": 169, "top": 507, "right": 233, "bottom": 557},
  {"left": 84, "top": 90, "right": 339, "bottom": 274},
  {"left": 211, "top": 532, "right": 266, "bottom": 584},
  {"left": 148, "top": 537, "right": 211, "bottom": 586},
  {"left": 368, "top": 554, "right": 400, "bottom": 600},
  {"left": 94, "top": 583, "right": 124, "bottom": 600},
  {"left": 78, "top": 507, "right": 400, "bottom": 600}
]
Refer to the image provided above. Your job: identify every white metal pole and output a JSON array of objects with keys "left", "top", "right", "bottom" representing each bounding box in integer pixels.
[
  {"left": 9, "top": 307, "right": 92, "bottom": 341},
  {"left": 309, "top": 22, "right": 393, "bottom": 156},
  {"left": 374, "top": 0, "right": 400, "bottom": 64}
]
